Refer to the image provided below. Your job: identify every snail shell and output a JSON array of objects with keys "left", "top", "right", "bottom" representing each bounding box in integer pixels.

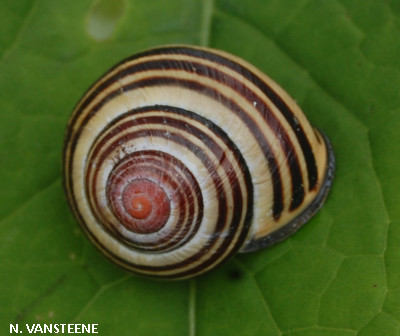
[{"left": 63, "top": 45, "right": 335, "bottom": 279}]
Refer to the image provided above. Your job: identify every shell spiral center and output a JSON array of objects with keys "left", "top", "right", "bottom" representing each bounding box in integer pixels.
[{"left": 109, "top": 176, "right": 170, "bottom": 234}]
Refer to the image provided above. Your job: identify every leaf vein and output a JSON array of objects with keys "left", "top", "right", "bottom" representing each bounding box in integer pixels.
[
  {"left": 200, "top": 0, "right": 214, "bottom": 47},
  {"left": 0, "top": 0, "right": 38, "bottom": 64}
]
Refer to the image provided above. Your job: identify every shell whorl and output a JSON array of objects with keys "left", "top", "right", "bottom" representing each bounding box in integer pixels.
[{"left": 63, "top": 45, "right": 334, "bottom": 279}]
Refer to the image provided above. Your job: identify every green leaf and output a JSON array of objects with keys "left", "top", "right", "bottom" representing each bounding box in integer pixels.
[{"left": 1, "top": 0, "right": 399, "bottom": 335}]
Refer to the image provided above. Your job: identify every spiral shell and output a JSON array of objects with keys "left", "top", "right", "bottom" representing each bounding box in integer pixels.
[{"left": 63, "top": 45, "right": 334, "bottom": 279}]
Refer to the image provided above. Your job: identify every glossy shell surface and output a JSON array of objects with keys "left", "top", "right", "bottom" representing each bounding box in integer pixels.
[{"left": 63, "top": 45, "right": 334, "bottom": 279}]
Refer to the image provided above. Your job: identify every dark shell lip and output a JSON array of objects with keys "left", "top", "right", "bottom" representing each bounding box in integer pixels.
[{"left": 240, "top": 130, "right": 335, "bottom": 253}]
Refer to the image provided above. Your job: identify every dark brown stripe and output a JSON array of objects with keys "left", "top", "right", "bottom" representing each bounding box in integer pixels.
[
  {"left": 67, "top": 74, "right": 283, "bottom": 218},
  {"left": 83, "top": 45, "right": 316, "bottom": 193},
  {"left": 90, "top": 156, "right": 196, "bottom": 251},
  {"left": 68, "top": 57, "right": 302, "bottom": 212},
  {"left": 84, "top": 119, "right": 200, "bottom": 252},
  {"left": 102, "top": 153, "right": 201, "bottom": 251},
  {"left": 123, "top": 58, "right": 304, "bottom": 210},
  {"left": 132, "top": 46, "right": 318, "bottom": 191},
  {"left": 130, "top": 78, "right": 284, "bottom": 218},
  {"left": 85, "top": 105, "right": 253, "bottom": 276},
  {"left": 104, "top": 130, "right": 232, "bottom": 271}
]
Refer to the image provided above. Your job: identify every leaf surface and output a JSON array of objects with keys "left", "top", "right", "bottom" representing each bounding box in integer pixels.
[{"left": 1, "top": 0, "right": 399, "bottom": 335}]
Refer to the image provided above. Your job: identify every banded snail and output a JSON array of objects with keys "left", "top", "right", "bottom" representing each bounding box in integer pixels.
[{"left": 63, "top": 45, "right": 335, "bottom": 279}]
